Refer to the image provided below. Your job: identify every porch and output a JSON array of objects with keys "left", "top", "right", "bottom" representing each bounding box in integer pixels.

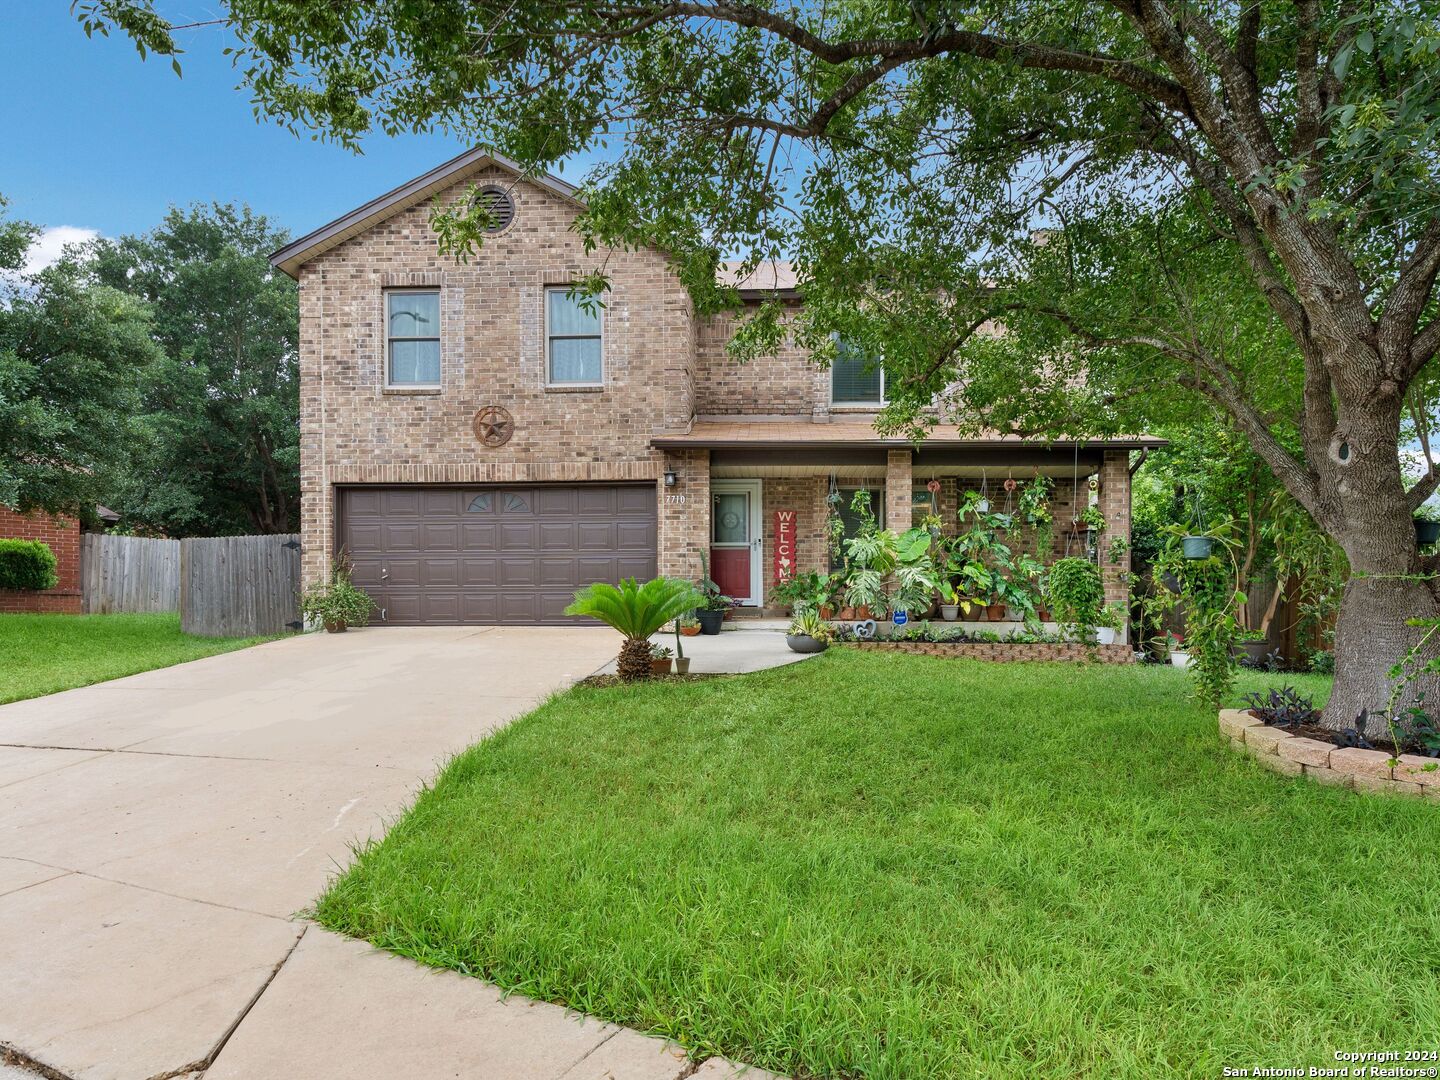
[{"left": 653, "top": 422, "right": 1160, "bottom": 624}]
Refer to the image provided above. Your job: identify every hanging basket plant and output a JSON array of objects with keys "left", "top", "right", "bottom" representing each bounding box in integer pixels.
[
  {"left": 1181, "top": 489, "right": 1213, "bottom": 559},
  {"left": 1182, "top": 535, "right": 1214, "bottom": 559}
]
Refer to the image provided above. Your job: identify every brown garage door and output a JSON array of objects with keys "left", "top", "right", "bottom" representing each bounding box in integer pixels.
[{"left": 339, "top": 485, "right": 657, "bottom": 625}]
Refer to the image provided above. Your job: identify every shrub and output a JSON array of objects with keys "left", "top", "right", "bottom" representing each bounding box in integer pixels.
[
  {"left": 1242, "top": 685, "right": 1319, "bottom": 728},
  {"left": 0, "top": 539, "right": 59, "bottom": 591},
  {"left": 300, "top": 560, "right": 377, "bottom": 628},
  {"left": 565, "top": 577, "right": 701, "bottom": 681}
]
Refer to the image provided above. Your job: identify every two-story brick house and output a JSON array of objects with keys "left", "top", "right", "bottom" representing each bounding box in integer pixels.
[{"left": 272, "top": 149, "right": 1158, "bottom": 627}]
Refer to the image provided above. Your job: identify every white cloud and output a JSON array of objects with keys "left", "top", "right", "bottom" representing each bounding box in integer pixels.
[{"left": 22, "top": 225, "right": 101, "bottom": 274}]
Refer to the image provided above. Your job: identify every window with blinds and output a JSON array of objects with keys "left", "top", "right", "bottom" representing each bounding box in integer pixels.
[{"left": 831, "top": 338, "right": 884, "bottom": 404}]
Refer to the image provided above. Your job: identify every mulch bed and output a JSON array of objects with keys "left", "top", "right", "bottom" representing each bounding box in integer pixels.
[{"left": 1248, "top": 710, "right": 1434, "bottom": 760}]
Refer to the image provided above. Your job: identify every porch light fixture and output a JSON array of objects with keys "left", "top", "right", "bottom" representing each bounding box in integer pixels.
[{"left": 664, "top": 470, "right": 677, "bottom": 487}]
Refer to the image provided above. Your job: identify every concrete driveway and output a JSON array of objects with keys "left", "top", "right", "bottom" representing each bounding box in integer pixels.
[{"left": 0, "top": 627, "right": 776, "bottom": 1080}]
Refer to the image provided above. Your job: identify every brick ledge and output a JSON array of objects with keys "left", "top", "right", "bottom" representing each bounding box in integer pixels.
[
  {"left": 845, "top": 641, "right": 1134, "bottom": 663},
  {"left": 1219, "top": 709, "right": 1440, "bottom": 799}
]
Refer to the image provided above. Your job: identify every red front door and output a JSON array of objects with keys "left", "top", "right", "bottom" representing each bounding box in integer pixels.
[{"left": 710, "top": 484, "right": 756, "bottom": 603}]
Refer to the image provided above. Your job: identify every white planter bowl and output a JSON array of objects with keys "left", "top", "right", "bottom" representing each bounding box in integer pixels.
[{"left": 1170, "top": 650, "right": 1193, "bottom": 669}]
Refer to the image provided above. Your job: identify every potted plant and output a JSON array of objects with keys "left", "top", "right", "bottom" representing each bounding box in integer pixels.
[
  {"left": 786, "top": 609, "right": 834, "bottom": 653},
  {"left": 1415, "top": 504, "right": 1440, "bottom": 546},
  {"left": 649, "top": 643, "right": 674, "bottom": 676},
  {"left": 1167, "top": 631, "right": 1192, "bottom": 668},
  {"left": 696, "top": 592, "right": 732, "bottom": 635},
  {"left": 672, "top": 621, "right": 692, "bottom": 674},
  {"left": 937, "top": 579, "right": 973, "bottom": 621},
  {"left": 678, "top": 617, "right": 701, "bottom": 637},
  {"left": 1181, "top": 534, "right": 1214, "bottom": 559},
  {"left": 299, "top": 560, "right": 377, "bottom": 633},
  {"left": 1095, "top": 601, "right": 1127, "bottom": 645},
  {"left": 1235, "top": 626, "right": 1270, "bottom": 664}
]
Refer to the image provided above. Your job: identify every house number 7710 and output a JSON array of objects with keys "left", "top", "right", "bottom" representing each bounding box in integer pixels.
[{"left": 664, "top": 494, "right": 686, "bottom": 504}]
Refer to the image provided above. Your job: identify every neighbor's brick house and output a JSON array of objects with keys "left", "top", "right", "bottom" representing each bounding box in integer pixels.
[
  {"left": 272, "top": 150, "right": 1155, "bottom": 633},
  {"left": 0, "top": 507, "right": 82, "bottom": 614}
]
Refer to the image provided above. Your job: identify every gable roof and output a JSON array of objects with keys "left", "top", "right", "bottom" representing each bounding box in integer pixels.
[{"left": 268, "top": 148, "right": 583, "bottom": 278}]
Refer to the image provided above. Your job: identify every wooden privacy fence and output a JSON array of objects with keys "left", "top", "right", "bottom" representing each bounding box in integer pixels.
[
  {"left": 179, "top": 534, "right": 302, "bottom": 638},
  {"left": 81, "top": 534, "right": 181, "bottom": 614}
]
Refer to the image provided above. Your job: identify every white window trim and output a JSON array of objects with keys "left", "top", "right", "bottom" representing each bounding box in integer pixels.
[
  {"left": 384, "top": 287, "right": 442, "bottom": 389},
  {"left": 829, "top": 337, "right": 886, "bottom": 407},
  {"left": 544, "top": 285, "right": 605, "bottom": 388}
]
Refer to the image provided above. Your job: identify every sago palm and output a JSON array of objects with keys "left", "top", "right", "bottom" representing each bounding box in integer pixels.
[{"left": 565, "top": 577, "right": 701, "bottom": 680}]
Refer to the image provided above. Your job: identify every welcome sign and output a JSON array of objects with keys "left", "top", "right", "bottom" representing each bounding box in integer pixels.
[{"left": 773, "top": 510, "right": 796, "bottom": 584}]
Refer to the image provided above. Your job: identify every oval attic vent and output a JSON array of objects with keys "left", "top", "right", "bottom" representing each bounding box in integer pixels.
[{"left": 474, "top": 185, "right": 515, "bottom": 233}]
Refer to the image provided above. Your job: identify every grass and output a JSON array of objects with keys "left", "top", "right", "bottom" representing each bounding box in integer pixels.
[
  {"left": 315, "top": 654, "right": 1439, "bottom": 1079},
  {"left": 0, "top": 612, "right": 277, "bottom": 704}
]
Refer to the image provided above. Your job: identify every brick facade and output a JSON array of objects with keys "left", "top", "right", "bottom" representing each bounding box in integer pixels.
[
  {"left": 297, "top": 167, "right": 693, "bottom": 588},
  {"left": 288, "top": 155, "right": 1142, "bottom": 621},
  {"left": 0, "top": 507, "right": 82, "bottom": 614},
  {"left": 696, "top": 307, "right": 829, "bottom": 418}
]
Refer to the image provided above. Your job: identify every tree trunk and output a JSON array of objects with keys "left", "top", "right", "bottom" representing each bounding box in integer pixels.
[
  {"left": 1318, "top": 416, "right": 1440, "bottom": 733},
  {"left": 1325, "top": 574, "right": 1440, "bottom": 736},
  {"left": 616, "top": 636, "right": 652, "bottom": 682}
]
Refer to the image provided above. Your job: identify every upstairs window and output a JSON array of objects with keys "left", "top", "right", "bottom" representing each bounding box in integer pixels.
[
  {"left": 831, "top": 338, "right": 885, "bottom": 405},
  {"left": 546, "top": 287, "right": 603, "bottom": 385},
  {"left": 386, "top": 290, "right": 441, "bottom": 386}
]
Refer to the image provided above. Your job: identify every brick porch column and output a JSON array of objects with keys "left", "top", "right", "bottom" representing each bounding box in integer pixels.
[
  {"left": 1099, "top": 450, "right": 1132, "bottom": 638},
  {"left": 658, "top": 449, "right": 709, "bottom": 581},
  {"left": 886, "top": 450, "right": 912, "bottom": 530}
]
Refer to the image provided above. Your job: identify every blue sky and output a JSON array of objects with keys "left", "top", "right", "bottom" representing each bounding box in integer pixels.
[{"left": 0, "top": 5, "right": 596, "bottom": 264}]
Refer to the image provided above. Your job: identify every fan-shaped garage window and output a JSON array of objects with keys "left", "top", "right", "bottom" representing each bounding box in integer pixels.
[
  {"left": 467, "top": 493, "right": 493, "bottom": 513},
  {"left": 504, "top": 493, "right": 530, "bottom": 513},
  {"left": 474, "top": 185, "right": 516, "bottom": 233}
]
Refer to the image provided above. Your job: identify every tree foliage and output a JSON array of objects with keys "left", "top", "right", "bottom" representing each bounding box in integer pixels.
[
  {"left": 0, "top": 198, "right": 159, "bottom": 516},
  {"left": 90, "top": 204, "right": 300, "bottom": 535}
]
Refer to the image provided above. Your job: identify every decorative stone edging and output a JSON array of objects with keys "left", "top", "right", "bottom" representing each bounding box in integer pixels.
[
  {"left": 1219, "top": 709, "right": 1440, "bottom": 799},
  {"left": 846, "top": 641, "right": 1135, "bottom": 663}
]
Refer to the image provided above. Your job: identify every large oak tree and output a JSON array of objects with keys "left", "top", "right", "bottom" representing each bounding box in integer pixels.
[{"left": 85, "top": 0, "right": 1440, "bottom": 727}]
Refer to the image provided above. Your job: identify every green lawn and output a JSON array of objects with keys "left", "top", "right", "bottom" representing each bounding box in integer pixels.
[
  {"left": 315, "top": 653, "right": 1437, "bottom": 1080},
  {"left": 0, "top": 612, "right": 277, "bottom": 704}
]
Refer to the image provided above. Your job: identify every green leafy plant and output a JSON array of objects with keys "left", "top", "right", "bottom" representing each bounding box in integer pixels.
[
  {"left": 565, "top": 577, "right": 701, "bottom": 681},
  {"left": 788, "top": 609, "right": 834, "bottom": 643},
  {"left": 1155, "top": 521, "right": 1245, "bottom": 707},
  {"left": 1019, "top": 476, "right": 1055, "bottom": 563},
  {"left": 772, "top": 569, "right": 833, "bottom": 613},
  {"left": 0, "top": 539, "right": 59, "bottom": 591},
  {"left": 299, "top": 559, "right": 377, "bottom": 630},
  {"left": 1045, "top": 557, "right": 1104, "bottom": 643}
]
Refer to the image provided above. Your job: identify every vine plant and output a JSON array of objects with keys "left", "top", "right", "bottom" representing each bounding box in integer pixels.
[{"left": 1153, "top": 520, "right": 1246, "bottom": 708}]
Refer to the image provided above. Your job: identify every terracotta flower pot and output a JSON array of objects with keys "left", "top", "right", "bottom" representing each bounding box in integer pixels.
[
  {"left": 856, "top": 605, "right": 873, "bottom": 620},
  {"left": 839, "top": 606, "right": 856, "bottom": 620},
  {"left": 985, "top": 603, "right": 1007, "bottom": 621},
  {"left": 649, "top": 658, "right": 673, "bottom": 676},
  {"left": 819, "top": 605, "right": 835, "bottom": 620},
  {"left": 679, "top": 625, "right": 701, "bottom": 637},
  {"left": 323, "top": 618, "right": 348, "bottom": 633}
]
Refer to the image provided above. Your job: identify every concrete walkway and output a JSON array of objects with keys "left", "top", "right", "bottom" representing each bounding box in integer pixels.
[
  {"left": 0, "top": 628, "right": 780, "bottom": 1080},
  {"left": 601, "top": 622, "right": 821, "bottom": 676}
]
